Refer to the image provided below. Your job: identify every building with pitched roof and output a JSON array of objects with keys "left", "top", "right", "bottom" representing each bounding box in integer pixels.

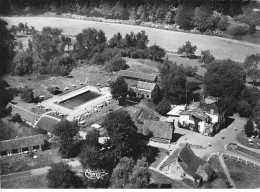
[
  {"left": 143, "top": 120, "right": 174, "bottom": 144},
  {"left": 118, "top": 70, "right": 158, "bottom": 82},
  {"left": 177, "top": 144, "right": 214, "bottom": 185},
  {"left": 178, "top": 97, "right": 225, "bottom": 135},
  {"left": 131, "top": 81, "right": 160, "bottom": 100},
  {"left": 0, "top": 134, "right": 45, "bottom": 156},
  {"left": 35, "top": 115, "right": 60, "bottom": 134}
]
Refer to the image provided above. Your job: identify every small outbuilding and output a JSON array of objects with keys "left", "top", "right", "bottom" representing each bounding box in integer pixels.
[{"left": 132, "top": 81, "right": 160, "bottom": 100}]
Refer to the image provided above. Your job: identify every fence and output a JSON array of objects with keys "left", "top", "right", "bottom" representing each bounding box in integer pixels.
[{"left": 208, "top": 152, "right": 260, "bottom": 168}]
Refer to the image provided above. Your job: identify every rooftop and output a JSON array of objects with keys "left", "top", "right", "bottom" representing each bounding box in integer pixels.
[
  {"left": 136, "top": 81, "right": 157, "bottom": 91},
  {"left": 118, "top": 70, "right": 158, "bottom": 82},
  {"left": 143, "top": 120, "right": 174, "bottom": 140},
  {"left": 0, "top": 134, "right": 44, "bottom": 151},
  {"left": 36, "top": 115, "right": 60, "bottom": 132},
  {"left": 167, "top": 105, "right": 186, "bottom": 116}
]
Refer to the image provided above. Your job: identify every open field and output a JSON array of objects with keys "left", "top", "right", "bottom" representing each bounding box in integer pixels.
[
  {"left": 223, "top": 156, "right": 260, "bottom": 188},
  {"left": 2, "top": 16, "right": 260, "bottom": 62},
  {"left": 1, "top": 174, "right": 47, "bottom": 188}
]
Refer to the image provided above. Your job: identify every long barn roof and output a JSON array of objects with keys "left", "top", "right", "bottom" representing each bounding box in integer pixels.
[
  {"left": 118, "top": 70, "right": 158, "bottom": 82},
  {"left": 0, "top": 134, "right": 44, "bottom": 151}
]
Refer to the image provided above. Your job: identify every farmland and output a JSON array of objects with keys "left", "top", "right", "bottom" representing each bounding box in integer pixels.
[{"left": 2, "top": 16, "right": 260, "bottom": 62}]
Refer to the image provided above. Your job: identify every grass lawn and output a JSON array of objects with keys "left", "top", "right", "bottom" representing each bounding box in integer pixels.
[
  {"left": 206, "top": 155, "right": 229, "bottom": 189},
  {"left": 124, "top": 58, "right": 160, "bottom": 74},
  {"left": 223, "top": 156, "right": 260, "bottom": 188},
  {"left": 1, "top": 174, "right": 48, "bottom": 188},
  {"left": 3, "top": 16, "right": 260, "bottom": 62},
  {"left": 236, "top": 131, "right": 260, "bottom": 150},
  {"left": 0, "top": 148, "right": 64, "bottom": 175},
  {"left": 150, "top": 148, "right": 168, "bottom": 168},
  {"left": 149, "top": 169, "right": 191, "bottom": 188},
  {"left": 227, "top": 143, "right": 260, "bottom": 161}
]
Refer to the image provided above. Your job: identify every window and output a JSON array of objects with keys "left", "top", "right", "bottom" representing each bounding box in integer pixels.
[{"left": 147, "top": 95, "right": 149, "bottom": 98}]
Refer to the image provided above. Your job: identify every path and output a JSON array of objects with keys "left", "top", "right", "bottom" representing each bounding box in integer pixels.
[
  {"left": 218, "top": 155, "right": 236, "bottom": 188},
  {"left": 156, "top": 155, "right": 169, "bottom": 170}
]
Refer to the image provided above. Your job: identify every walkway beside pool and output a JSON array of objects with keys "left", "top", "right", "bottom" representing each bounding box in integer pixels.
[{"left": 40, "top": 85, "right": 112, "bottom": 121}]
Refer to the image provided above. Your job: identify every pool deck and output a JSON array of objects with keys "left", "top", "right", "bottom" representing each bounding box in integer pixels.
[{"left": 40, "top": 86, "right": 112, "bottom": 121}]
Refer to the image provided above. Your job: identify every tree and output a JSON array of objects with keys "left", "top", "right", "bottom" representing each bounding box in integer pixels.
[
  {"left": 165, "top": 10, "right": 175, "bottom": 24},
  {"left": 244, "top": 117, "right": 254, "bottom": 137},
  {"left": 20, "top": 87, "right": 35, "bottom": 103},
  {"left": 128, "top": 158, "right": 150, "bottom": 189},
  {"left": 159, "top": 60, "right": 187, "bottom": 104},
  {"left": 155, "top": 98, "right": 171, "bottom": 116},
  {"left": 102, "top": 110, "right": 145, "bottom": 167},
  {"left": 129, "top": 7, "right": 138, "bottom": 20},
  {"left": 0, "top": 79, "right": 13, "bottom": 108},
  {"left": 111, "top": 157, "right": 135, "bottom": 188},
  {"left": 105, "top": 57, "right": 129, "bottom": 73},
  {"left": 236, "top": 100, "right": 252, "bottom": 118},
  {"left": 240, "top": 87, "right": 260, "bottom": 109},
  {"left": 0, "top": 19, "right": 15, "bottom": 77},
  {"left": 204, "top": 59, "right": 246, "bottom": 98},
  {"left": 136, "top": 31, "right": 149, "bottom": 49},
  {"left": 110, "top": 77, "right": 128, "bottom": 104},
  {"left": 12, "top": 50, "right": 33, "bottom": 76},
  {"left": 177, "top": 41, "right": 197, "bottom": 57},
  {"left": 217, "top": 16, "right": 229, "bottom": 31},
  {"left": 148, "top": 44, "right": 166, "bottom": 61},
  {"left": 108, "top": 33, "right": 124, "bottom": 48},
  {"left": 46, "top": 162, "right": 82, "bottom": 188},
  {"left": 175, "top": 5, "right": 194, "bottom": 29},
  {"left": 75, "top": 28, "right": 107, "bottom": 59},
  {"left": 10, "top": 113, "right": 22, "bottom": 123},
  {"left": 243, "top": 54, "right": 260, "bottom": 84},
  {"left": 253, "top": 100, "right": 260, "bottom": 125},
  {"left": 52, "top": 120, "right": 80, "bottom": 158},
  {"left": 199, "top": 50, "right": 215, "bottom": 66},
  {"left": 193, "top": 3, "right": 215, "bottom": 32}
]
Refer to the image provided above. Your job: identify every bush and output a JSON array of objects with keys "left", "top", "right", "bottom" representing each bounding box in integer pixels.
[
  {"left": 105, "top": 57, "right": 129, "bottom": 73},
  {"left": 20, "top": 87, "right": 35, "bottom": 103},
  {"left": 11, "top": 113, "right": 22, "bottom": 123},
  {"left": 227, "top": 25, "right": 249, "bottom": 36}
]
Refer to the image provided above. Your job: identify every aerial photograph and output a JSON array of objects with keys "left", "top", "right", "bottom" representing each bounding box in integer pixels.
[{"left": 0, "top": 0, "right": 260, "bottom": 189}]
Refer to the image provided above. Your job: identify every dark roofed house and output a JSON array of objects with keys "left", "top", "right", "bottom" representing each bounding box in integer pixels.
[
  {"left": 118, "top": 70, "right": 158, "bottom": 82},
  {"left": 0, "top": 134, "right": 44, "bottom": 156},
  {"left": 36, "top": 115, "right": 60, "bottom": 133},
  {"left": 132, "top": 81, "right": 160, "bottom": 100},
  {"left": 143, "top": 120, "right": 174, "bottom": 144},
  {"left": 177, "top": 143, "right": 214, "bottom": 185}
]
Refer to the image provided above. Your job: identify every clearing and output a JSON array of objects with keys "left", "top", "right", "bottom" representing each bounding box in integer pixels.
[
  {"left": 223, "top": 155, "right": 260, "bottom": 189},
  {"left": 2, "top": 16, "right": 260, "bottom": 62}
]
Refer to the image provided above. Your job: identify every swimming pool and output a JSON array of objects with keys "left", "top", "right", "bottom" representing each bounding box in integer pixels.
[{"left": 58, "top": 90, "right": 102, "bottom": 110}]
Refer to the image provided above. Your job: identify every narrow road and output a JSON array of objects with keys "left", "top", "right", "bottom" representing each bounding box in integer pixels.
[{"left": 218, "top": 155, "right": 236, "bottom": 188}]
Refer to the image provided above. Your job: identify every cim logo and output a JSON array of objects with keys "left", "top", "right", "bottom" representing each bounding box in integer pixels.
[{"left": 84, "top": 169, "right": 108, "bottom": 179}]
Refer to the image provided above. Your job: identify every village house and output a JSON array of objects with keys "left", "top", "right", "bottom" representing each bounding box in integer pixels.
[
  {"left": 131, "top": 81, "right": 160, "bottom": 100},
  {"left": 177, "top": 143, "right": 214, "bottom": 185},
  {"left": 118, "top": 70, "right": 158, "bottom": 82},
  {"left": 0, "top": 135, "right": 45, "bottom": 157},
  {"left": 178, "top": 97, "right": 226, "bottom": 135},
  {"left": 143, "top": 120, "right": 174, "bottom": 144}
]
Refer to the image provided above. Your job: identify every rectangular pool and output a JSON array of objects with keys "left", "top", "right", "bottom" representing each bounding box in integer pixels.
[{"left": 58, "top": 90, "right": 102, "bottom": 110}]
